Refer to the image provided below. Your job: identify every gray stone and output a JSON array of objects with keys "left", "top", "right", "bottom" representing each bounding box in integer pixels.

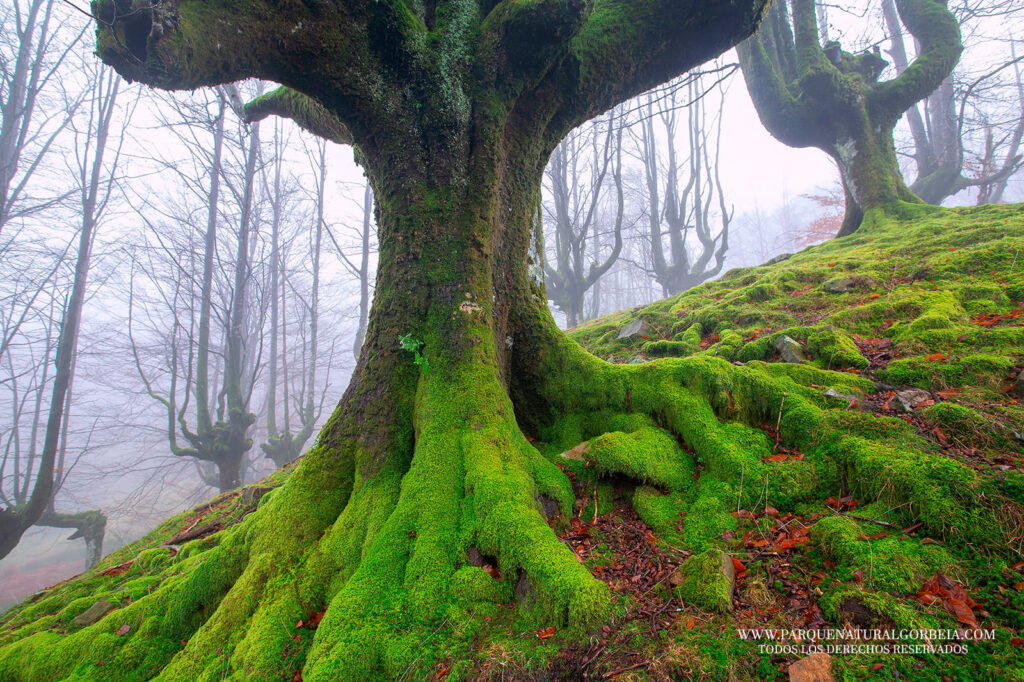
[
  {"left": 823, "top": 388, "right": 865, "bottom": 410},
  {"left": 73, "top": 598, "right": 114, "bottom": 627},
  {"left": 558, "top": 441, "right": 589, "bottom": 462},
  {"left": 896, "top": 388, "right": 932, "bottom": 412},
  {"left": 825, "top": 277, "right": 857, "bottom": 293},
  {"left": 616, "top": 318, "right": 650, "bottom": 339},
  {"left": 773, "top": 335, "right": 807, "bottom": 364},
  {"left": 627, "top": 354, "right": 646, "bottom": 364},
  {"left": 538, "top": 494, "right": 559, "bottom": 520},
  {"left": 765, "top": 252, "right": 793, "bottom": 265}
]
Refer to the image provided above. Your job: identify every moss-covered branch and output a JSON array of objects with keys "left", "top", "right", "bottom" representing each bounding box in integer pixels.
[
  {"left": 243, "top": 87, "right": 353, "bottom": 146},
  {"left": 869, "top": 0, "right": 963, "bottom": 121},
  {"left": 552, "top": 0, "right": 770, "bottom": 132}
]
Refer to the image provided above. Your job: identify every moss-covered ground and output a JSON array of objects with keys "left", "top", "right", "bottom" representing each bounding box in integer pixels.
[{"left": 2, "top": 204, "right": 1023, "bottom": 680}]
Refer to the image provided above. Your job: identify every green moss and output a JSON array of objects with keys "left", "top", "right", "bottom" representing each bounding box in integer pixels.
[
  {"left": 922, "top": 402, "right": 1018, "bottom": 450},
  {"left": 881, "top": 353, "right": 1014, "bottom": 389},
  {"left": 584, "top": 427, "right": 696, "bottom": 491},
  {"left": 807, "top": 325, "right": 869, "bottom": 370},
  {"left": 811, "top": 515, "right": 954, "bottom": 592},
  {"left": 680, "top": 480, "right": 738, "bottom": 552},
  {"left": 672, "top": 548, "right": 734, "bottom": 613}
]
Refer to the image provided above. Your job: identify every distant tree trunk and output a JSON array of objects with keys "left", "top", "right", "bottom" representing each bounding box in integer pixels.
[
  {"left": 354, "top": 180, "right": 372, "bottom": 358},
  {"left": 262, "top": 139, "right": 329, "bottom": 468},
  {"left": 0, "top": 66, "right": 120, "bottom": 560},
  {"left": 0, "top": 0, "right": 80, "bottom": 237},
  {"left": 220, "top": 121, "right": 260, "bottom": 491},
  {"left": 544, "top": 109, "right": 624, "bottom": 327}
]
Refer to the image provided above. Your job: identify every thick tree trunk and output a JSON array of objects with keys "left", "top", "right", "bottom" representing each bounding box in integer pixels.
[{"left": 831, "top": 119, "right": 915, "bottom": 237}]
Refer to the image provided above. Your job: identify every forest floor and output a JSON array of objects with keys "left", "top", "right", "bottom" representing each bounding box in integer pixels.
[{"left": 2, "top": 203, "right": 1024, "bottom": 681}]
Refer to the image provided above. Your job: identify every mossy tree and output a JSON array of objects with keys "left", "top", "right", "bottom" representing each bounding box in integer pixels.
[
  {"left": 0, "top": 1, "right": 773, "bottom": 678},
  {"left": 882, "top": 0, "right": 1023, "bottom": 205},
  {"left": 737, "top": 0, "right": 963, "bottom": 235}
]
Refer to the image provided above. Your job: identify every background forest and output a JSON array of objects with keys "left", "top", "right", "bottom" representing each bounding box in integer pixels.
[{"left": 1, "top": 0, "right": 1022, "bottom": 610}]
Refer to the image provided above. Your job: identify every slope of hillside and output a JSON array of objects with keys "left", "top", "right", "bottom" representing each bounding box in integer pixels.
[
  {"left": 560, "top": 203, "right": 1024, "bottom": 679},
  {"left": 1, "top": 204, "right": 1023, "bottom": 681}
]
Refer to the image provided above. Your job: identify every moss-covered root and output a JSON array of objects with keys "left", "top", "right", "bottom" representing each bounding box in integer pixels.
[
  {"left": 0, "top": 448, "right": 354, "bottom": 682},
  {"left": 534, "top": 332, "right": 1001, "bottom": 547},
  {"left": 301, "top": 363, "right": 608, "bottom": 681},
  {"left": 0, "top": 362, "right": 607, "bottom": 681}
]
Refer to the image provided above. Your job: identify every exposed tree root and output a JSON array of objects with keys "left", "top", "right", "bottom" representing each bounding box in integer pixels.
[{"left": 0, "top": 310, "right": 1007, "bottom": 680}]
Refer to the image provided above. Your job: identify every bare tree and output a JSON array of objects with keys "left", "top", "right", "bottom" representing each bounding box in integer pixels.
[
  {"left": 261, "top": 134, "right": 331, "bottom": 468},
  {"left": 634, "top": 74, "right": 732, "bottom": 297},
  {"left": 542, "top": 109, "right": 624, "bottom": 328},
  {"left": 130, "top": 90, "right": 260, "bottom": 493},
  {"left": 0, "top": 0, "right": 86, "bottom": 237},
  {"left": 0, "top": 61, "right": 125, "bottom": 564}
]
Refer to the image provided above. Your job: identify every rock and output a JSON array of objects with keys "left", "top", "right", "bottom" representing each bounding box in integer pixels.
[
  {"left": 773, "top": 335, "right": 807, "bottom": 364},
  {"left": 515, "top": 571, "right": 537, "bottom": 606},
  {"left": 839, "top": 597, "right": 875, "bottom": 628},
  {"left": 765, "top": 252, "right": 793, "bottom": 265},
  {"left": 558, "top": 441, "right": 589, "bottom": 461},
  {"left": 538, "top": 493, "right": 559, "bottom": 519},
  {"left": 466, "top": 546, "right": 485, "bottom": 567},
  {"left": 896, "top": 388, "right": 931, "bottom": 412},
  {"left": 788, "top": 653, "right": 834, "bottom": 682},
  {"left": 824, "top": 277, "right": 857, "bottom": 293},
  {"left": 1013, "top": 371, "right": 1024, "bottom": 399},
  {"left": 823, "top": 388, "right": 866, "bottom": 410},
  {"left": 616, "top": 318, "right": 650, "bottom": 340},
  {"left": 627, "top": 355, "right": 646, "bottom": 364},
  {"left": 672, "top": 548, "right": 735, "bottom": 613},
  {"left": 73, "top": 598, "right": 114, "bottom": 627}
]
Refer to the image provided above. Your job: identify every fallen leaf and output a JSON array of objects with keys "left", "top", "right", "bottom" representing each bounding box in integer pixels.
[
  {"left": 923, "top": 353, "right": 948, "bottom": 362},
  {"left": 763, "top": 454, "right": 789, "bottom": 463},
  {"left": 115, "top": 624, "right": 130, "bottom": 636},
  {"left": 765, "top": 506, "right": 779, "bottom": 518},
  {"left": 858, "top": 533, "right": 891, "bottom": 540},
  {"left": 537, "top": 626, "right": 556, "bottom": 639}
]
